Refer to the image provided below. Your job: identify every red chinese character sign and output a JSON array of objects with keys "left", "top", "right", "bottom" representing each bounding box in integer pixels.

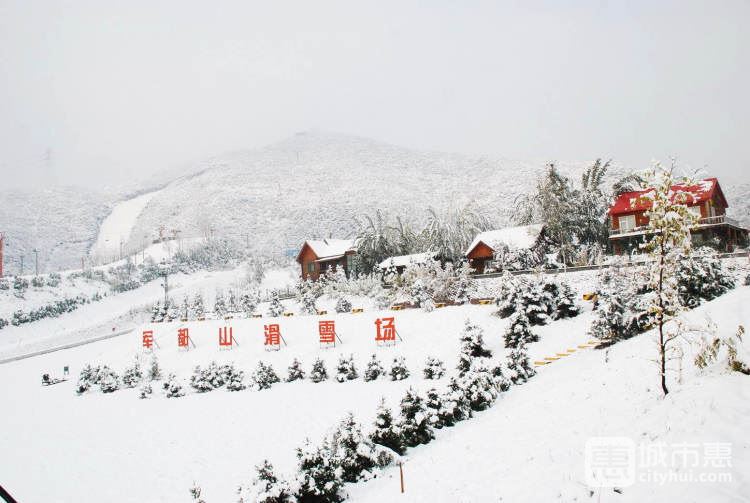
[
  {"left": 264, "top": 324, "right": 282, "bottom": 351},
  {"left": 219, "top": 326, "right": 237, "bottom": 349},
  {"left": 178, "top": 328, "right": 195, "bottom": 350},
  {"left": 319, "top": 320, "right": 337, "bottom": 347},
  {"left": 142, "top": 330, "right": 154, "bottom": 350},
  {"left": 375, "top": 317, "right": 398, "bottom": 346}
]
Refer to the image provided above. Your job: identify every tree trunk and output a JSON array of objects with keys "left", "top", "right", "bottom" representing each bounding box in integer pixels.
[{"left": 658, "top": 237, "right": 669, "bottom": 396}]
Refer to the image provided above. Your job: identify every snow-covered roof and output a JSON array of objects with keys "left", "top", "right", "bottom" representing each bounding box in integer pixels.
[
  {"left": 378, "top": 251, "right": 437, "bottom": 269},
  {"left": 302, "top": 239, "right": 356, "bottom": 261},
  {"left": 609, "top": 177, "right": 725, "bottom": 216},
  {"left": 465, "top": 224, "right": 544, "bottom": 255}
]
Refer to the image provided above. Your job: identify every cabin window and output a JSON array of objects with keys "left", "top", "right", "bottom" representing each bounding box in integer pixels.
[
  {"left": 618, "top": 215, "right": 636, "bottom": 232},
  {"left": 307, "top": 262, "right": 314, "bottom": 274},
  {"left": 346, "top": 254, "right": 353, "bottom": 274}
]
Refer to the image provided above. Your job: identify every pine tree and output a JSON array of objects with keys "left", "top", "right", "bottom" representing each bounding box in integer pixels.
[
  {"left": 267, "top": 291, "right": 284, "bottom": 318},
  {"left": 677, "top": 247, "right": 735, "bottom": 307},
  {"left": 457, "top": 319, "right": 492, "bottom": 375},
  {"left": 363, "top": 355, "right": 384, "bottom": 381},
  {"left": 151, "top": 300, "right": 163, "bottom": 322},
  {"left": 330, "top": 413, "right": 379, "bottom": 482},
  {"left": 148, "top": 355, "right": 163, "bottom": 381},
  {"left": 422, "top": 356, "right": 446, "bottom": 379},
  {"left": 309, "top": 358, "right": 328, "bottom": 383},
  {"left": 238, "top": 460, "right": 294, "bottom": 503},
  {"left": 397, "top": 387, "right": 434, "bottom": 448},
  {"left": 491, "top": 362, "right": 511, "bottom": 391},
  {"left": 440, "top": 377, "right": 473, "bottom": 425},
  {"left": 286, "top": 358, "right": 306, "bottom": 382},
  {"left": 504, "top": 310, "right": 537, "bottom": 349},
  {"left": 369, "top": 398, "right": 403, "bottom": 455},
  {"left": 388, "top": 356, "right": 410, "bottom": 381},
  {"left": 335, "top": 296, "right": 352, "bottom": 314},
  {"left": 214, "top": 289, "right": 228, "bottom": 319},
  {"left": 164, "top": 373, "right": 185, "bottom": 398},
  {"left": 122, "top": 358, "right": 143, "bottom": 388},
  {"left": 226, "top": 289, "right": 239, "bottom": 314},
  {"left": 294, "top": 438, "right": 343, "bottom": 503},
  {"left": 450, "top": 261, "right": 476, "bottom": 304},
  {"left": 554, "top": 281, "right": 581, "bottom": 319},
  {"left": 190, "top": 292, "right": 205, "bottom": 320},
  {"left": 460, "top": 362, "right": 498, "bottom": 411},
  {"left": 335, "top": 354, "right": 358, "bottom": 383},
  {"left": 139, "top": 383, "right": 153, "bottom": 399},
  {"left": 424, "top": 388, "right": 445, "bottom": 429},
  {"left": 239, "top": 288, "right": 260, "bottom": 317},
  {"left": 166, "top": 298, "right": 180, "bottom": 322},
  {"left": 226, "top": 364, "right": 246, "bottom": 391},
  {"left": 180, "top": 296, "right": 190, "bottom": 321},
  {"left": 190, "top": 365, "right": 214, "bottom": 392},
  {"left": 506, "top": 342, "right": 536, "bottom": 384},
  {"left": 99, "top": 366, "right": 120, "bottom": 393},
  {"left": 253, "top": 361, "right": 280, "bottom": 390}
]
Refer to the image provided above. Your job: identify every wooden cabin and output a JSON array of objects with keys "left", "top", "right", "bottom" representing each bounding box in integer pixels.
[
  {"left": 465, "top": 224, "right": 545, "bottom": 274},
  {"left": 378, "top": 251, "right": 437, "bottom": 275},
  {"left": 296, "top": 239, "right": 357, "bottom": 281},
  {"left": 608, "top": 177, "right": 748, "bottom": 254}
]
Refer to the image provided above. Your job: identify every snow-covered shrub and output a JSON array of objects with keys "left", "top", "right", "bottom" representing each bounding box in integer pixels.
[
  {"left": 457, "top": 319, "right": 493, "bottom": 376},
  {"left": 330, "top": 413, "right": 385, "bottom": 482},
  {"left": 31, "top": 276, "right": 45, "bottom": 287},
  {"left": 422, "top": 356, "right": 446, "bottom": 380},
  {"left": 677, "top": 247, "right": 735, "bottom": 307},
  {"left": 694, "top": 325, "right": 750, "bottom": 375},
  {"left": 239, "top": 288, "right": 260, "bottom": 317},
  {"left": 267, "top": 291, "right": 285, "bottom": 318},
  {"left": 190, "top": 361, "right": 231, "bottom": 392},
  {"left": 190, "top": 293, "right": 205, "bottom": 320},
  {"left": 252, "top": 362, "right": 280, "bottom": 390},
  {"left": 213, "top": 289, "right": 227, "bottom": 319},
  {"left": 139, "top": 383, "right": 153, "bottom": 399},
  {"left": 388, "top": 356, "right": 410, "bottom": 381},
  {"left": 151, "top": 301, "right": 163, "bottom": 323},
  {"left": 0, "top": 318, "right": 8, "bottom": 330},
  {"left": 363, "top": 355, "right": 385, "bottom": 381},
  {"left": 440, "top": 377, "right": 473, "bottom": 425},
  {"left": 226, "top": 364, "right": 246, "bottom": 391},
  {"left": 496, "top": 274, "right": 579, "bottom": 325},
  {"left": 164, "top": 374, "right": 185, "bottom": 398},
  {"left": 506, "top": 343, "right": 536, "bottom": 384},
  {"left": 0, "top": 278, "right": 9, "bottom": 290},
  {"left": 286, "top": 358, "right": 306, "bottom": 382},
  {"left": 397, "top": 387, "right": 434, "bottom": 448},
  {"left": 335, "top": 354, "right": 358, "bottom": 383},
  {"left": 148, "top": 356, "right": 163, "bottom": 381},
  {"left": 424, "top": 388, "right": 446, "bottom": 429},
  {"left": 122, "top": 358, "right": 143, "bottom": 388},
  {"left": 44, "top": 272, "right": 61, "bottom": 287},
  {"left": 491, "top": 362, "right": 511, "bottom": 391},
  {"left": 237, "top": 460, "right": 294, "bottom": 503},
  {"left": 335, "top": 296, "right": 352, "bottom": 314},
  {"left": 588, "top": 265, "right": 646, "bottom": 345},
  {"left": 98, "top": 367, "right": 120, "bottom": 393},
  {"left": 309, "top": 358, "right": 328, "bottom": 383},
  {"left": 296, "top": 279, "right": 320, "bottom": 315},
  {"left": 76, "top": 364, "right": 103, "bottom": 394},
  {"left": 294, "top": 438, "right": 344, "bottom": 503},
  {"left": 745, "top": 274, "right": 750, "bottom": 287},
  {"left": 503, "top": 311, "right": 537, "bottom": 349},
  {"left": 459, "top": 362, "right": 498, "bottom": 411},
  {"left": 369, "top": 398, "right": 403, "bottom": 455}
]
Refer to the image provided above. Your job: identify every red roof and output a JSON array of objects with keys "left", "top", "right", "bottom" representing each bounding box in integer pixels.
[{"left": 608, "top": 177, "right": 726, "bottom": 216}]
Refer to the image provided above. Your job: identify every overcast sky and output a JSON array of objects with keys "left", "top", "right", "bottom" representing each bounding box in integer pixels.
[{"left": 1, "top": 0, "right": 748, "bottom": 190}]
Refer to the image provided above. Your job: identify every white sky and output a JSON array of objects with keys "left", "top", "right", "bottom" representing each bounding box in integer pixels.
[{"left": 1, "top": 0, "right": 748, "bottom": 189}]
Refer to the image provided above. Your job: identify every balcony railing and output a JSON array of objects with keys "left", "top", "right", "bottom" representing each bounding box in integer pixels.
[{"left": 609, "top": 214, "right": 742, "bottom": 236}]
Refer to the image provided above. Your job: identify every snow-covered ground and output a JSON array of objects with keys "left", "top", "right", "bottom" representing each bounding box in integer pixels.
[
  {"left": 90, "top": 190, "right": 163, "bottom": 260},
  {"left": 1, "top": 276, "right": 748, "bottom": 502}
]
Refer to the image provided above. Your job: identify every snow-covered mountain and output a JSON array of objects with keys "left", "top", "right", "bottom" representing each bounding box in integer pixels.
[{"left": 3, "top": 131, "right": 749, "bottom": 272}]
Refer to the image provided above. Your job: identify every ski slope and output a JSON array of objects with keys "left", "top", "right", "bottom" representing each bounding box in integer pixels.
[{"left": 90, "top": 189, "right": 162, "bottom": 260}]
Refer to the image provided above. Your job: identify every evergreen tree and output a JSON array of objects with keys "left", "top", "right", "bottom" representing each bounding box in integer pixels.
[
  {"left": 330, "top": 413, "right": 379, "bottom": 482},
  {"left": 190, "top": 292, "right": 205, "bottom": 320},
  {"left": 238, "top": 460, "right": 294, "bottom": 503},
  {"left": 151, "top": 300, "right": 163, "bottom": 322},
  {"left": 363, "top": 355, "right": 384, "bottom": 382},
  {"left": 388, "top": 356, "right": 410, "bottom": 381},
  {"left": 99, "top": 366, "right": 120, "bottom": 393},
  {"left": 457, "top": 319, "right": 492, "bottom": 375},
  {"left": 239, "top": 288, "right": 260, "bottom": 317},
  {"left": 286, "top": 358, "right": 306, "bottom": 382},
  {"left": 397, "top": 387, "right": 434, "bottom": 447},
  {"left": 504, "top": 310, "right": 537, "bottom": 349},
  {"left": 294, "top": 438, "right": 343, "bottom": 503},
  {"left": 440, "top": 377, "right": 473, "bottom": 425},
  {"left": 460, "top": 362, "right": 498, "bottom": 411},
  {"left": 507, "top": 342, "right": 536, "bottom": 384},
  {"left": 490, "top": 362, "right": 511, "bottom": 391},
  {"left": 226, "top": 364, "right": 246, "bottom": 391},
  {"left": 148, "top": 355, "right": 163, "bottom": 381},
  {"left": 309, "top": 358, "right": 328, "bottom": 383},
  {"left": 252, "top": 361, "right": 280, "bottom": 390},
  {"left": 554, "top": 281, "right": 581, "bottom": 319},
  {"left": 677, "top": 247, "right": 735, "bottom": 307},
  {"left": 214, "top": 289, "right": 228, "bottom": 319},
  {"left": 139, "top": 383, "right": 153, "bottom": 399},
  {"left": 424, "top": 388, "right": 445, "bottom": 429},
  {"left": 164, "top": 373, "right": 185, "bottom": 398},
  {"left": 335, "top": 354, "right": 358, "bottom": 383},
  {"left": 369, "top": 398, "right": 403, "bottom": 455},
  {"left": 166, "top": 298, "right": 180, "bottom": 322},
  {"left": 226, "top": 289, "right": 239, "bottom": 314},
  {"left": 422, "top": 356, "right": 446, "bottom": 380},
  {"left": 267, "top": 291, "right": 285, "bottom": 318},
  {"left": 335, "top": 296, "right": 352, "bottom": 314},
  {"left": 122, "top": 358, "right": 143, "bottom": 388},
  {"left": 180, "top": 296, "right": 190, "bottom": 321}
]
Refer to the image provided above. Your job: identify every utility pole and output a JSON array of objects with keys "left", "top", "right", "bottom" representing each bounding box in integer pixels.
[{"left": 32, "top": 249, "right": 39, "bottom": 276}]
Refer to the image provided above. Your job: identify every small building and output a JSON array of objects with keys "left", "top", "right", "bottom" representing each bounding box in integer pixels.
[
  {"left": 378, "top": 251, "right": 437, "bottom": 275},
  {"left": 465, "top": 224, "right": 546, "bottom": 274},
  {"left": 608, "top": 177, "right": 748, "bottom": 254},
  {"left": 296, "top": 239, "right": 357, "bottom": 281}
]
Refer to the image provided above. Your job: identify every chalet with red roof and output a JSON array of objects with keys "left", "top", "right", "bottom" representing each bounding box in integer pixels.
[
  {"left": 608, "top": 177, "right": 748, "bottom": 254},
  {"left": 296, "top": 239, "right": 357, "bottom": 281}
]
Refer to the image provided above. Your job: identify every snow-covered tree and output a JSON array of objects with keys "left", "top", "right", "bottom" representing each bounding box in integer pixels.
[
  {"left": 424, "top": 388, "right": 445, "bottom": 429},
  {"left": 179, "top": 296, "right": 190, "bottom": 321},
  {"left": 148, "top": 355, "right": 163, "bottom": 381},
  {"left": 388, "top": 356, "right": 410, "bottom": 381},
  {"left": 293, "top": 438, "right": 343, "bottom": 503},
  {"left": 363, "top": 355, "right": 385, "bottom": 381},
  {"left": 396, "top": 387, "right": 434, "bottom": 447},
  {"left": 226, "top": 364, "right": 246, "bottom": 391},
  {"left": 460, "top": 361, "right": 498, "bottom": 411},
  {"left": 369, "top": 398, "right": 403, "bottom": 455},
  {"left": 139, "top": 383, "right": 152, "bottom": 399},
  {"left": 190, "top": 292, "right": 205, "bottom": 320},
  {"left": 588, "top": 265, "right": 643, "bottom": 345},
  {"left": 99, "top": 366, "right": 120, "bottom": 393},
  {"left": 422, "top": 356, "right": 446, "bottom": 380},
  {"left": 252, "top": 361, "right": 280, "bottom": 390},
  {"left": 335, "top": 354, "right": 358, "bottom": 383},
  {"left": 451, "top": 261, "right": 476, "bottom": 304},
  {"left": 506, "top": 342, "right": 536, "bottom": 384},
  {"left": 122, "top": 358, "right": 143, "bottom": 388},
  {"left": 504, "top": 310, "right": 537, "bottom": 349},
  {"left": 490, "top": 362, "right": 511, "bottom": 391},
  {"left": 457, "top": 319, "right": 493, "bottom": 375},
  {"left": 267, "top": 291, "right": 284, "bottom": 318},
  {"left": 440, "top": 377, "right": 473, "bottom": 425},
  {"left": 151, "top": 300, "right": 163, "bottom": 322},
  {"left": 309, "top": 358, "right": 328, "bottom": 383},
  {"left": 330, "top": 413, "right": 380, "bottom": 482},
  {"left": 640, "top": 163, "right": 699, "bottom": 395},
  {"left": 214, "top": 289, "right": 228, "bottom": 319},
  {"left": 166, "top": 298, "right": 180, "bottom": 322},
  {"left": 239, "top": 288, "right": 260, "bottom": 317},
  {"left": 237, "top": 460, "right": 294, "bottom": 503},
  {"left": 677, "top": 247, "right": 735, "bottom": 307},
  {"left": 286, "top": 358, "right": 306, "bottom": 382},
  {"left": 226, "top": 289, "right": 239, "bottom": 314},
  {"left": 164, "top": 373, "right": 185, "bottom": 398},
  {"left": 335, "top": 296, "right": 352, "bottom": 314}
]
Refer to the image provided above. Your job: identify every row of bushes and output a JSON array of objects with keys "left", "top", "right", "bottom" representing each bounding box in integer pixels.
[{"left": 0, "top": 293, "right": 104, "bottom": 330}]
